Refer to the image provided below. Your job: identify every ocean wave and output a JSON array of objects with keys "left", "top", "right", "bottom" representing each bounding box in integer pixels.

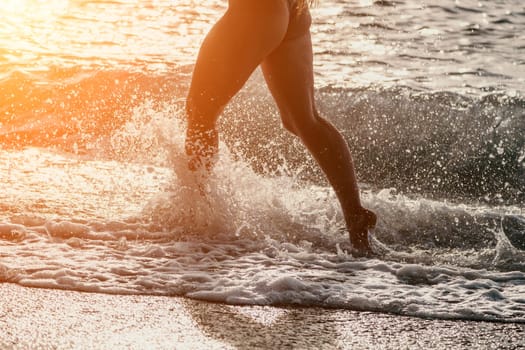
[
  {"left": 0, "top": 92, "right": 524, "bottom": 321},
  {"left": 1, "top": 68, "right": 523, "bottom": 205},
  {"left": 1, "top": 188, "right": 524, "bottom": 322}
]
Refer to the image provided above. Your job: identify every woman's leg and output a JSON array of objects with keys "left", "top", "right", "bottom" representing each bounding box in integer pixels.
[
  {"left": 185, "top": 0, "right": 290, "bottom": 171},
  {"left": 261, "top": 14, "right": 376, "bottom": 254}
]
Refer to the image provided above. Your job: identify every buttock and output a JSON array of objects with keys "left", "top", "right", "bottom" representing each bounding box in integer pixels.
[{"left": 284, "top": 0, "right": 312, "bottom": 41}]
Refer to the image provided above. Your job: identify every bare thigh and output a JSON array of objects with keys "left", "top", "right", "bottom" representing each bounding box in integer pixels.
[
  {"left": 186, "top": 0, "right": 290, "bottom": 125},
  {"left": 261, "top": 10, "right": 316, "bottom": 133}
]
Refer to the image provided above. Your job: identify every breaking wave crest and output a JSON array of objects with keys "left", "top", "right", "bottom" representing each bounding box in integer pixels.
[{"left": 1, "top": 68, "right": 524, "bottom": 322}]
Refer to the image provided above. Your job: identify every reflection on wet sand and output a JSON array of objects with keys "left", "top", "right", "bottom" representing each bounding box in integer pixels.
[
  {"left": 184, "top": 298, "right": 525, "bottom": 349},
  {"left": 1, "top": 283, "right": 524, "bottom": 349}
]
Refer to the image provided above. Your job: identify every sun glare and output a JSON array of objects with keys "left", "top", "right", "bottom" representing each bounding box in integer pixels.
[
  {"left": 3, "top": 1, "right": 20, "bottom": 12},
  {"left": 1, "top": 0, "right": 69, "bottom": 19},
  {"left": 3, "top": 0, "right": 34, "bottom": 13},
  {"left": 1, "top": 0, "right": 71, "bottom": 61}
]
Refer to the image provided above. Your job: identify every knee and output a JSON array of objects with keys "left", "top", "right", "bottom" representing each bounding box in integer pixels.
[
  {"left": 280, "top": 112, "right": 300, "bottom": 136},
  {"left": 280, "top": 109, "right": 323, "bottom": 138}
]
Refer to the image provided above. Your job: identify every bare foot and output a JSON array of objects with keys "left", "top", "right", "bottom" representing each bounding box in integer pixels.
[{"left": 347, "top": 208, "right": 377, "bottom": 257}]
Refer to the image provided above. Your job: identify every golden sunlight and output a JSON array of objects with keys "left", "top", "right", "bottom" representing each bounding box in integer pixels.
[
  {"left": 2, "top": 0, "right": 53, "bottom": 14},
  {"left": 1, "top": 0, "right": 72, "bottom": 65},
  {"left": 3, "top": 0, "right": 28, "bottom": 13},
  {"left": 1, "top": 0, "right": 69, "bottom": 19}
]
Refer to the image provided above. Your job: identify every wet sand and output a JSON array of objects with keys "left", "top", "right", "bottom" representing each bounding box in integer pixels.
[{"left": 0, "top": 283, "right": 523, "bottom": 349}]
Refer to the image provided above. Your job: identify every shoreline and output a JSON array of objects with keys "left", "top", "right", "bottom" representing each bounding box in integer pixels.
[{"left": 1, "top": 283, "right": 523, "bottom": 349}]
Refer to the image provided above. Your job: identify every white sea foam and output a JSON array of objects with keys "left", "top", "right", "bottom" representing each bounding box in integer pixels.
[{"left": 1, "top": 99, "right": 524, "bottom": 323}]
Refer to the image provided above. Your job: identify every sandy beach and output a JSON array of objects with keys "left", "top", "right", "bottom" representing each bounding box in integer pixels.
[{"left": 0, "top": 283, "right": 523, "bottom": 349}]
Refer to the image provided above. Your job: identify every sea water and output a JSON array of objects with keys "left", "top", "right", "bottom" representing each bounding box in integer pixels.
[{"left": 0, "top": 0, "right": 524, "bottom": 323}]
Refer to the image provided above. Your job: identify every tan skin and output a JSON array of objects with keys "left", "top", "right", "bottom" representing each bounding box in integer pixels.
[{"left": 185, "top": 0, "right": 377, "bottom": 255}]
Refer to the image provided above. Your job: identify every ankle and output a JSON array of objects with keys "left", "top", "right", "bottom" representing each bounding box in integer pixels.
[{"left": 346, "top": 207, "right": 377, "bottom": 231}]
